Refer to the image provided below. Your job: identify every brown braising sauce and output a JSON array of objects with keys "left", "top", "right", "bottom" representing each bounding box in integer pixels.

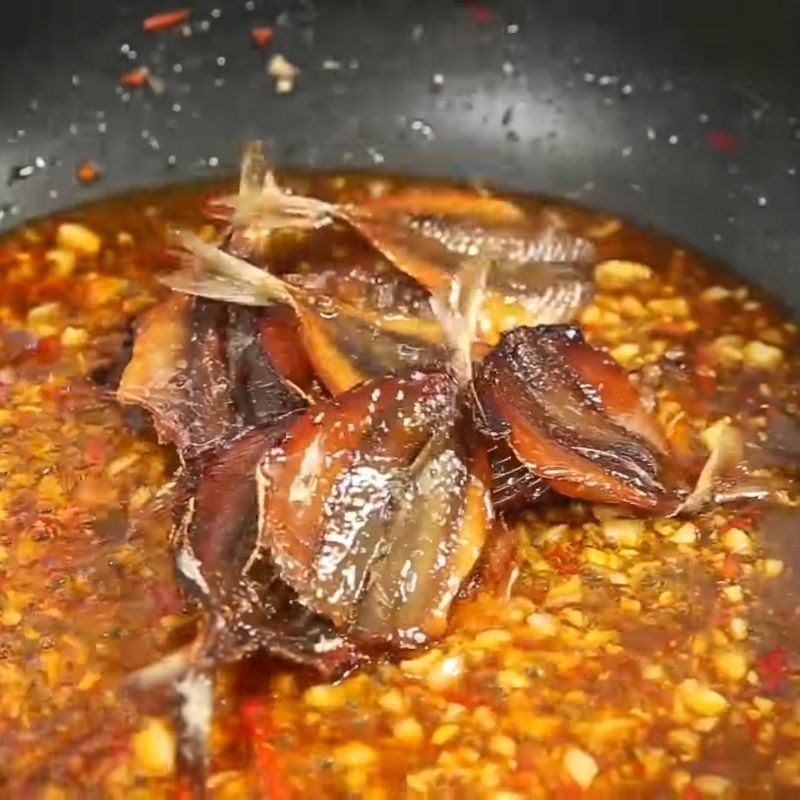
[{"left": 0, "top": 175, "right": 798, "bottom": 799}]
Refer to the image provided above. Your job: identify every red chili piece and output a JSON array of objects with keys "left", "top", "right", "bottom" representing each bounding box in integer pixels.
[
  {"left": 744, "top": 714, "right": 761, "bottom": 740},
  {"left": 467, "top": 2, "right": 493, "bottom": 23},
  {"left": 720, "top": 515, "right": 753, "bottom": 534},
  {"left": 756, "top": 647, "right": 788, "bottom": 693},
  {"left": 35, "top": 335, "right": 62, "bottom": 362},
  {"left": 719, "top": 554, "right": 740, "bottom": 580},
  {"left": 77, "top": 161, "right": 100, "bottom": 184},
  {"left": 85, "top": 438, "right": 106, "bottom": 466},
  {"left": 120, "top": 67, "right": 148, "bottom": 88},
  {"left": 241, "top": 699, "right": 289, "bottom": 800},
  {"left": 707, "top": 130, "right": 738, "bottom": 153},
  {"left": 143, "top": 8, "right": 190, "bottom": 33},
  {"left": 252, "top": 26, "right": 274, "bottom": 49}
]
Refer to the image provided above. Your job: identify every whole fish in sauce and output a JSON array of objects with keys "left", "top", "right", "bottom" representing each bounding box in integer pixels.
[
  {"left": 132, "top": 424, "right": 361, "bottom": 794},
  {"left": 472, "top": 325, "right": 775, "bottom": 515},
  {"left": 164, "top": 233, "right": 449, "bottom": 396},
  {"left": 209, "top": 141, "right": 597, "bottom": 343},
  {"left": 254, "top": 372, "right": 492, "bottom": 646},
  {"left": 473, "top": 325, "right": 686, "bottom": 512},
  {"left": 132, "top": 260, "right": 494, "bottom": 791},
  {"left": 117, "top": 292, "right": 306, "bottom": 460},
  {"left": 255, "top": 259, "right": 493, "bottom": 649}
]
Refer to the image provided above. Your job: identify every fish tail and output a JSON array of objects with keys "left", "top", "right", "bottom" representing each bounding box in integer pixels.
[
  {"left": 163, "top": 232, "right": 297, "bottom": 309},
  {"left": 212, "top": 140, "right": 334, "bottom": 232},
  {"left": 239, "top": 139, "right": 269, "bottom": 196},
  {"left": 672, "top": 425, "right": 795, "bottom": 516}
]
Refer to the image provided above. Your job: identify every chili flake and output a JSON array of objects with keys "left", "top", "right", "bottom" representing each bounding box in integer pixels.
[
  {"left": 76, "top": 161, "right": 100, "bottom": 185},
  {"left": 120, "top": 67, "right": 149, "bottom": 88},
  {"left": 142, "top": 8, "right": 190, "bottom": 33},
  {"left": 251, "top": 26, "right": 274, "bottom": 49}
]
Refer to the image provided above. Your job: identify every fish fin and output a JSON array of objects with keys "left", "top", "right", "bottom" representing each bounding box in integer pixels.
[
  {"left": 675, "top": 424, "right": 793, "bottom": 515},
  {"left": 473, "top": 325, "right": 674, "bottom": 511},
  {"left": 214, "top": 140, "right": 334, "bottom": 233},
  {"left": 362, "top": 186, "right": 526, "bottom": 224},
  {"left": 125, "top": 645, "right": 192, "bottom": 691},
  {"left": 239, "top": 139, "right": 269, "bottom": 196},
  {"left": 505, "top": 229, "right": 595, "bottom": 269},
  {"left": 490, "top": 256, "right": 594, "bottom": 303},
  {"left": 484, "top": 232, "right": 596, "bottom": 327},
  {"left": 429, "top": 257, "right": 491, "bottom": 383},
  {"left": 127, "top": 471, "right": 192, "bottom": 542},
  {"left": 675, "top": 424, "right": 745, "bottom": 515},
  {"left": 174, "top": 666, "right": 215, "bottom": 799},
  {"left": 125, "top": 636, "right": 214, "bottom": 796},
  {"left": 163, "top": 232, "right": 297, "bottom": 309}
]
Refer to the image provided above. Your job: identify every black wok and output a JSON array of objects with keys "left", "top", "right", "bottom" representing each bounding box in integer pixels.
[
  {"left": 3, "top": 3, "right": 800, "bottom": 796},
  {"left": 1, "top": 0, "right": 799, "bottom": 313}
]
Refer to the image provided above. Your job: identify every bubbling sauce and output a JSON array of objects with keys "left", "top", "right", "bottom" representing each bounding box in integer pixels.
[{"left": 0, "top": 175, "right": 798, "bottom": 799}]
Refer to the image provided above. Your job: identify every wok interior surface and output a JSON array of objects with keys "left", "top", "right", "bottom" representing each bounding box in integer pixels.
[
  {"left": 1, "top": 0, "right": 799, "bottom": 796},
  {"left": 1, "top": 0, "right": 799, "bottom": 313}
]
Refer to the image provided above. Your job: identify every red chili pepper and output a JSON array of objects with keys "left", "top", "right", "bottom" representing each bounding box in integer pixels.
[
  {"left": 35, "top": 335, "right": 62, "bottom": 362},
  {"left": 694, "top": 372, "right": 717, "bottom": 396},
  {"left": 467, "top": 2, "right": 493, "bottom": 23},
  {"left": 707, "top": 130, "right": 738, "bottom": 153},
  {"left": 694, "top": 370, "right": 717, "bottom": 398},
  {"left": 241, "top": 698, "right": 289, "bottom": 800},
  {"left": 744, "top": 714, "right": 761, "bottom": 739},
  {"left": 174, "top": 783, "right": 193, "bottom": 800},
  {"left": 719, "top": 554, "right": 740, "bottom": 580},
  {"left": 252, "top": 26, "right": 274, "bottom": 49},
  {"left": 76, "top": 161, "right": 100, "bottom": 184},
  {"left": 85, "top": 438, "right": 106, "bottom": 466},
  {"left": 651, "top": 320, "right": 692, "bottom": 338},
  {"left": 682, "top": 785, "right": 702, "bottom": 800},
  {"left": 547, "top": 544, "right": 580, "bottom": 575},
  {"left": 756, "top": 647, "right": 788, "bottom": 693},
  {"left": 120, "top": 67, "right": 149, "bottom": 88},
  {"left": 441, "top": 684, "right": 498, "bottom": 709},
  {"left": 694, "top": 341, "right": 717, "bottom": 364},
  {"left": 554, "top": 561, "right": 579, "bottom": 576},
  {"left": 720, "top": 516, "right": 753, "bottom": 533},
  {"left": 143, "top": 8, "right": 190, "bottom": 33}
]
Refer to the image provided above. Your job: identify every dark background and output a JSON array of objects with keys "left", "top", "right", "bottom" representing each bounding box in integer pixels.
[{"left": 1, "top": 0, "right": 799, "bottom": 311}]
